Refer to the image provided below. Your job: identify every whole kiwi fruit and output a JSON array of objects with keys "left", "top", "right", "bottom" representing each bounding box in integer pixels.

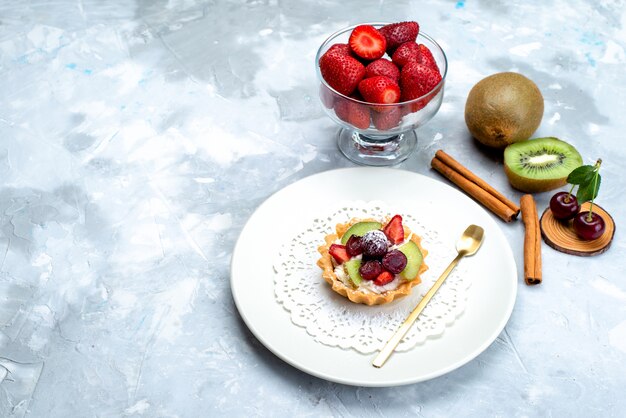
[{"left": 465, "top": 72, "right": 544, "bottom": 148}]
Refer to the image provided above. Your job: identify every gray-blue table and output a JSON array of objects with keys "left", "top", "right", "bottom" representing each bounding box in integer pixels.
[{"left": 0, "top": 1, "right": 624, "bottom": 416}]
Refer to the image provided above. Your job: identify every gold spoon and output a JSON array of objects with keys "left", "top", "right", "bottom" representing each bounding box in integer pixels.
[{"left": 372, "top": 224, "right": 485, "bottom": 368}]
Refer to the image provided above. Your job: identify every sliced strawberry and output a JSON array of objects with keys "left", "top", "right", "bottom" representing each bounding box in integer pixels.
[
  {"left": 333, "top": 97, "right": 370, "bottom": 129},
  {"left": 371, "top": 107, "right": 402, "bottom": 130},
  {"left": 319, "top": 53, "right": 365, "bottom": 96},
  {"left": 373, "top": 270, "right": 394, "bottom": 286},
  {"left": 400, "top": 61, "right": 442, "bottom": 103},
  {"left": 416, "top": 44, "right": 439, "bottom": 72},
  {"left": 379, "top": 21, "right": 419, "bottom": 54},
  {"left": 391, "top": 42, "right": 421, "bottom": 68},
  {"left": 329, "top": 244, "right": 351, "bottom": 264},
  {"left": 383, "top": 215, "right": 404, "bottom": 244},
  {"left": 358, "top": 76, "right": 401, "bottom": 105},
  {"left": 349, "top": 25, "right": 386, "bottom": 60},
  {"left": 365, "top": 58, "right": 400, "bottom": 83}
]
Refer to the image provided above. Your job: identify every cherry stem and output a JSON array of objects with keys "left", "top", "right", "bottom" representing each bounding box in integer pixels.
[
  {"left": 587, "top": 159, "right": 602, "bottom": 222},
  {"left": 566, "top": 184, "right": 576, "bottom": 202}
]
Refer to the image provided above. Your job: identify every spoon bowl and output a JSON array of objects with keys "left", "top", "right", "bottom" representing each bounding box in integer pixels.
[{"left": 456, "top": 225, "right": 484, "bottom": 256}]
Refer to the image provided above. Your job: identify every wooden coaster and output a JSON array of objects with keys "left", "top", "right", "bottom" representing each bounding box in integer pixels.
[{"left": 540, "top": 202, "right": 615, "bottom": 257}]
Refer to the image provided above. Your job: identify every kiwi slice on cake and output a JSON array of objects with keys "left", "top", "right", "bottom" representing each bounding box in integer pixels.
[
  {"left": 344, "top": 259, "right": 363, "bottom": 286},
  {"left": 341, "top": 221, "right": 382, "bottom": 244},
  {"left": 397, "top": 241, "right": 423, "bottom": 280},
  {"left": 504, "top": 137, "right": 583, "bottom": 193}
]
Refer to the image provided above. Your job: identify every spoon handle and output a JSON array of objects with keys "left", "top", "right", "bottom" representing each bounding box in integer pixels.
[{"left": 372, "top": 252, "right": 465, "bottom": 368}]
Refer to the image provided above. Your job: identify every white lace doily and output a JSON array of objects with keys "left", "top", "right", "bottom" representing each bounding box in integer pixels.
[{"left": 273, "top": 201, "right": 471, "bottom": 354}]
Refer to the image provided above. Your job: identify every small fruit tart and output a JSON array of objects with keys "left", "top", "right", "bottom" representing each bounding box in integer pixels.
[{"left": 317, "top": 215, "right": 428, "bottom": 305}]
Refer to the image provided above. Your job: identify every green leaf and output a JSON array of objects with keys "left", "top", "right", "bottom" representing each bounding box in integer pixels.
[
  {"left": 576, "top": 173, "right": 601, "bottom": 202},
  {"left": 567, "top": 165, "right": 596, "bottom": 185}
]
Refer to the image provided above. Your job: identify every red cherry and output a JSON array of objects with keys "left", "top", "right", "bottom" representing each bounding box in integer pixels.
[
  {"left": 359, "top": 260, "right": 383, "bottom": 280},
  {"left": 382, "top": 250, "right": 407, "bottom": 274},
  {"left": 345, "top": 235, "right": 363, "bottom": 257},
  {"left": 361, "top": 230, "right": 390, "bottom": 259},
  {"left": 549, "top": 192, "right": 580, "bottom": 221},
  {"left": 573, "top": 211, "right": 605, "bottom": 240}
]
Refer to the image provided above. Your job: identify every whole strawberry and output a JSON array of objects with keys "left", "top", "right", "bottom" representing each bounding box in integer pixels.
[
  {"left": 379, "top": 21, "right": 419, "bottom": 55},
  {"left": 392, "top": 42, "right": 440, "bottom": 72},
  {"left": 358, "top": 76, "right": 401, "bottom": 105},
  {"left": 334, "top": 97, "right": 370, "bottom": 129},
  {"left": 323, "top": 43, "right": 352, "bottom": 58},
  {"left": 365, "top": 59, "right": 400, "bottom": 82},
  {"left": 391, "top": 42, "right": 421, "bottom": 68},
  {"left": 371, "top": 107, "right": 402, "bottom": 130},
  {"left": 400, "top": 61, "right": 442, "bottom": 102},
  {"left": 319, "top": 52, "right": 366, "bottom": 96},
  {"left": 319, "top": 85, "right": 335, "bottom": 109},
  {"left": 416, "top": 44, "right": 439, "bottom": 72}
]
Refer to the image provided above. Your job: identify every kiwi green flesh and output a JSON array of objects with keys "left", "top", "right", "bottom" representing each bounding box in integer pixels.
[
  {"left": 344, "top": 259, "right": 363, "bottom": 286},
  {"left": 398, "top": 241, "right": 423, "bottom": 280},
  {"left": 341, "top": 221, "right": 382, "bottom": 244},
  {"left": 504, "top": 137, "right": 582, "bottom": 192}
]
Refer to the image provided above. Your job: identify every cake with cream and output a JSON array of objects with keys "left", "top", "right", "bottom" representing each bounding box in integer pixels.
[{"left": 317, "top": 215, "right": 428, "bottom": 305}]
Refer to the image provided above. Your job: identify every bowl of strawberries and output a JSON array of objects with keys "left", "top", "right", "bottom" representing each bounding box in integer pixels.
[{"left": 316, "top": 21, "right": 447, "bottom": 166}]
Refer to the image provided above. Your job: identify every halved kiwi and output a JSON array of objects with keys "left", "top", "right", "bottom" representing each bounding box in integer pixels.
[{"left": 504, "top": 137, "right": 583, "bottom": 193}]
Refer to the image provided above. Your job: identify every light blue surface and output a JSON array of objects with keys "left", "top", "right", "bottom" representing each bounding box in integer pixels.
[{"left": 0, "top": 1, "right": 624, "bottom": 416}]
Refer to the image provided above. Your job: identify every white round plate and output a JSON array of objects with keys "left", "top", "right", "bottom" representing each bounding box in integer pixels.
[{"left": 231, "top": 168, "right": 517, "bottom": 387}]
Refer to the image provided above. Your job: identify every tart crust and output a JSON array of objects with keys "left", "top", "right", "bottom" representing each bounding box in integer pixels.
[{"left": 317, "top": 217, "right": 429, "bottom": 305}]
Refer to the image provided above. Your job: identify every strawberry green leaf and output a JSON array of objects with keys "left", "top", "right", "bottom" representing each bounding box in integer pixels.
[
  {"left": 576, "top": 173, "right": 601, "bottom": 203},
  {"left": 567, "top": 165, "right": 596, "bottom": 185}
]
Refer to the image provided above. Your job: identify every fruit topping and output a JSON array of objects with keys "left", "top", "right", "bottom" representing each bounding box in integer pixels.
[
  {"left": 329, "top": 244, "right": 350, "bottom": 264},
  {"left": 345, "top": 235, "right": 364, "bottom": 257},
  {"left": 378, "top": 21, "right": 419, "bottom": 55},
  {"left": 349, "top": 25, "right": 387, "bottom": 60},
  {"left": 573, "top": 211, "right": 605, "bottom": 240},
  {"left": 361, "top": 230, "right": 390, "bottom": 258},
  {"left": 382, "top": 214, "right": 404, "bottom": 244},
  {"left": 319, "top": 52, "right": 365, "bottom": 96},
  {"left": 359, "top": 260, "right": 383, "bottom": 280},
  {"left": 358, "top": 76, "right": 401, "bottom": 105},
  {"left": 391, "top": 42, "right": 421, "bottom": 68},
  {"left": 382, "top": 250, "right": 408, "bottom": 274},
  {"left": 373, "top": 271, "right": 395, "bottom": 286},
  {"left": 333, "top": 97, "right": 370, "bottom": 129},
  {"left": 549, "top": 191, "right": 580, "bottom": 221},
  {"left": 341, "top": 221, "right": 382, "bottom": 244},
  {"left": 365, "top": 59, "right": 400, "bottom": 82},
  {"left": 503, "top": 137, "right": 583, "bottom": 193},
  {"left": 400, "top": 61, "right": 442, "bottom": 102},
  {"left": 397, "top": 240, "right": 423, "bottom": 280},
  {"left": 345, "top": 259, "right": 364, "bottom": 286}
]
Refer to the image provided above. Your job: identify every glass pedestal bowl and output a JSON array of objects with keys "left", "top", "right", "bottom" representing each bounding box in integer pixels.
[{"left": 315, "top": 23, "right": 447, "bottom": 166}]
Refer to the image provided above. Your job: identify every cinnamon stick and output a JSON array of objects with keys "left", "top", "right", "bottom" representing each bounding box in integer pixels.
[
  {"left": 520, "top": 194, "right": 542, "bottom": 285},
  {"left": 431, "top": 151, "right": 520, "bottom": 222},
  {"left": 434, "top": 150, "right": 520, "bottom": 213}
]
